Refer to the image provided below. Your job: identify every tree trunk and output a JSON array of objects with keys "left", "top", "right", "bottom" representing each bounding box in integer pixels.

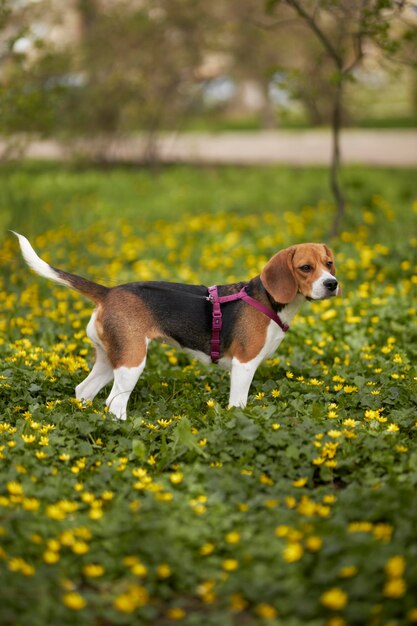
[{"left": 329, "top": 81, "right": 345, "bottom": 237}]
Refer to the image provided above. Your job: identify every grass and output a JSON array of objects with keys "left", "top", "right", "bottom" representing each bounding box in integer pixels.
[
  {"left": 0, "top": 163, "right": 416, "bottom": 625},
  {"left": 182, "top": 113, "right": 417, "bottom": 132},
  {"left": 0, "top": 162, "right": 416, "bottom": 239}
]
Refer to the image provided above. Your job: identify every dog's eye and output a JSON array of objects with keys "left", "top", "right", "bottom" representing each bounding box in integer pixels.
[
  {"left": 326, "top": 261, "right": 333, "bottom": 268},
  {"left": 300, "top": 265, "right": 312, "bottom": 273}
]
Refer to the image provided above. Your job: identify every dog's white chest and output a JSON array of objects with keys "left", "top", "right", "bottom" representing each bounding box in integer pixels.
[{"left": 260, "top": 321, "right": 286, "bottom": 361}]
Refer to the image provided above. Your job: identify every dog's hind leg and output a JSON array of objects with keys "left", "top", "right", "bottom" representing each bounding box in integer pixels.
[
  {"left": 76, "top": 346, "right": 114, "bottom": 401},
  {"left": 105, "top": 338, "right": 149, "bottom": 421},
  {"left": 76, "top": 310, "right": 114, "bottom": 402},
  {"left": 105, "top": 357, "right": 147, "bottom": 421}
]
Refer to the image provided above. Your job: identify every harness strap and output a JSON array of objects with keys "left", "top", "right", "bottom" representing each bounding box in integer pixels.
[{"left": 207, "top": 284, "right": 289, "bottom": 363}]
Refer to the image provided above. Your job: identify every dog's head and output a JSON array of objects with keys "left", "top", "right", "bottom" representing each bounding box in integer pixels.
[{"left": 260, "top": 243, "right": 339, "bottom": 303}]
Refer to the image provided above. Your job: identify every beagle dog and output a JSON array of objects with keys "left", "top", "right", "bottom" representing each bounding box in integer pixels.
[{"left": 14, "top": 233, "right": 338, "bottom": 420}]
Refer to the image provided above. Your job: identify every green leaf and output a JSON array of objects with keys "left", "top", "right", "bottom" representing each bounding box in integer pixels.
[
  {"left": 132, "top": 438, "right": 147, "bottom": 461},
  {"left": 170, "top": 418, "right": 208, "bottom": 457},
  {"left": 77, "top": 441, "right": 93, "bottom": 456},
  {"left": 286, "top": 444, "right": 300, "bottom": 459},
  {"left": 239, "top": 420, "right": 260, "bottom": 441}
]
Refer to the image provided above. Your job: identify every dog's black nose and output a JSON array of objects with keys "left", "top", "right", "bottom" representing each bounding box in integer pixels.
[{"left": 324, "top": 278, "right": 338, "bottom": 292}]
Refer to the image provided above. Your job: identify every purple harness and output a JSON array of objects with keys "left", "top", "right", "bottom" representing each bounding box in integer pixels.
[{"left": 207, "top": 284, "right": 289, "bottom": 363}]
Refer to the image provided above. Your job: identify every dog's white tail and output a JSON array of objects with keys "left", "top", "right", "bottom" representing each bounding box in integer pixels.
[
  {"left": 12, "top": 232, "right": 71, "bottom": 287},
  {"left": 13, "top": 231, "right": 108, "bottom": 303}
]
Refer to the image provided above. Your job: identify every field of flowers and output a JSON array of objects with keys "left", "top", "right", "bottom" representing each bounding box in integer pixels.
[{"left": 0, "top": 164, "right": 416, "bottom": 626}]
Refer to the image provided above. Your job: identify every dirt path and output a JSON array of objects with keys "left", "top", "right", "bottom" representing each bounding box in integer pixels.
[{"left": 10, "top": 129, "right": 417, "bottom": 166}]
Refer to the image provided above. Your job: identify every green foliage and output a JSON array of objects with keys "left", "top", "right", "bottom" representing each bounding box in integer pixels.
[{"left": 0, "top": 164, "right": 416, "bottom": 625}]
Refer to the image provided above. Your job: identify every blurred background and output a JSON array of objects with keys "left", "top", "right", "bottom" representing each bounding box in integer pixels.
[
  {"left": 1, "top": 0, "right": 416, "bottom": 149},
  {"left": 0, "top": 0, "right": 416, "bottom": 239}
]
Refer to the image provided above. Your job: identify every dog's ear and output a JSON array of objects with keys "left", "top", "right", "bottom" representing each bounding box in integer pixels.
[{"left": 260, "top": 247, "right": 298, "bottom": 304}]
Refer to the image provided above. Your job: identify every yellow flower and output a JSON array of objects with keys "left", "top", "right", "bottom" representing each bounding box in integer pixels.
[
  {"left": 373, "top": 523, "right": 393, "bottom": 542},
  {"left": 21, "top": 562, "right": 35, "bottom": 576},
  {"left": 63, "top": 592, "right": 86, "bottom": 610},
  {"left": 285, "top": 495, "right": 296, "bottom": 508},
  {"left": 305, "top": 536, "right": 322, "bottom": 552},
  {"left": 327, "top": 430, "right": 342, "bottom": 438},
  {"left": 113, "top": 594, "right": 137, "bottom": 613},
  {"left": 271, "top": 389, "right": 280, "bottom": 398},
  {"left": 22, "top": 498, "right": 40, "bottom": 511},
  {"left": 166, "top": 607, "right": 186, "bottom": 620},
  {"left": 157, "top": 418, "right": 173, "bottom": 428},
  {"left": 255, "top": 603, "right": 278, "bottom": 619},
  {"left": 72, "top": 541, "right": 89, "bottom": 555},
  {"left": 196, "top": 580, "right": 215, "bottom": 597},
  {"left": 339, "top": 566, "right": 358, "bottom": 578},
  {"left": 225, "top": 531, "right": 240, "bottom": 544},
  {"left": 384, "top": 555, "right": 405, "bottom": 578},
  {"left": 170, "top": 472, "right": 183, "bottom": 485},
  {"left": 383, "top": 578, "right": 406, "bottom": 598},
  {"left": 320, "top": 587, "right": 348, "bottom": 610},
  {"left": 264, "top": 499, "right": 279, "bottom": 508},
  {"left": 283, "top": 542, "right": 303, "bottom": 562},
  {"left": 348, "top": 521, "right": 373, "bottom": 533},
  {"left": 222, "top": 558, "right": 239, "bottom": 572},
  {"left": 310, "top": 378, "right": 324, "bottom": 386},
  {"left": 227, "top": 592, "right": 246, "bottom": 612},
  {"left": 7, "top": 482, "right": 23, "bottom": 496},
  {"left": 8, "top": 557, "right": 35, "bottom": 576},
  {"left": 83, "top": 564, "right": 105, "bottom": 577},
  {"left": 43, "top": 550, "right": 60, "bottom": 564},
  {"left": 131, "top": 562, "right": 148, "bottom": 577},
  {"left": 292, "top": 477, "right": 308, "bottom": 488},
  {"left": 199, "top": 543, "right": 215, "bottom": 556},
  {"left": 22, "top": 434, "right": 36, "bottom": 444},
  {"left": 327, "top": 617, "right": 346, "bottom": 626},
  {"left": 47, "top": 539, "right": 60, "bottom": 552},
  {"left": 275, "top": 525, "right": 289, "bottom": 537},
  {"left": 157, "top": 563, "right": 172, "bottom": 578}
]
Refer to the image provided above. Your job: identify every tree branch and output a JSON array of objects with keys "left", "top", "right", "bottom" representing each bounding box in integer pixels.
[
  {"left": 250, "top": 16, "right": 301, "bottom": 31},
  {"left": 284, "top": 0, "right": 343, "bottom": 69}
]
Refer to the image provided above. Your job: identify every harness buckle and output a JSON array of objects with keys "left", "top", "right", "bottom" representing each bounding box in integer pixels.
[{"left": 213, "top": 316, "right": 222, "bottom": 328}]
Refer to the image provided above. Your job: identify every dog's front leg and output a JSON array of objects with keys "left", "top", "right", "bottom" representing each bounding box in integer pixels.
[{"left": 228, "top": 358, "right": 260, "bottom": 408}]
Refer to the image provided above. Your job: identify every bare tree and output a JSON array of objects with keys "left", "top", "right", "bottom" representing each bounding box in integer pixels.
[
  {"left": 66, "top": 0, "right": 220, "bottom": 163},
  {"left": 266, "top": 0, "right": 417, "bottom": 235}
]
